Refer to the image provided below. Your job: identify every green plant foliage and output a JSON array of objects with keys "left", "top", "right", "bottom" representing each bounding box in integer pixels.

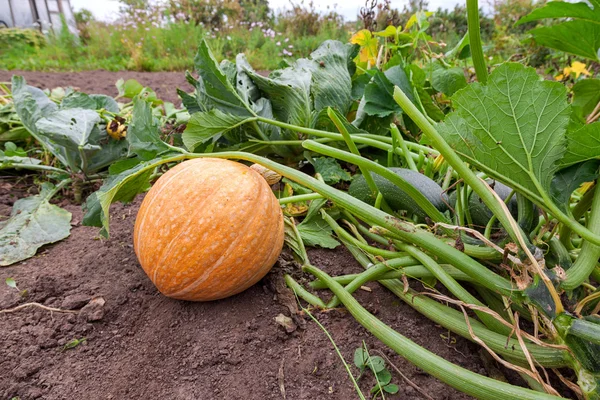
[
  {"left": 311, "top": 157, "right": 351, "bottom": 185},
  {"left": 517, "top": 0, "right": 600, "bottom": 61},
  {"left": 439, "top": 63, "right": 574, "bottom": 208},
  {"left": 0, "top": 28, "right": 45, "bottom": 48},
  {"left": 0, "top": 183, "right": 71, "bottom": 266}
]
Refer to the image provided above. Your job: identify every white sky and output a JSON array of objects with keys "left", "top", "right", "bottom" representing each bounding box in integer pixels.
[{"left": 69, "top": 0, "right": 467, "bottom": 22}]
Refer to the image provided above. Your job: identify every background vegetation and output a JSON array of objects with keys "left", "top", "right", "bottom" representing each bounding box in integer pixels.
[{"left": 0, "top": 0, "right": 576, "bottom": 74}]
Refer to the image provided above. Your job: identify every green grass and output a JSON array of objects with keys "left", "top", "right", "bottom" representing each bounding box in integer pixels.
[{"left": 0, "top": 20, "right": 349, "bottom": 72}]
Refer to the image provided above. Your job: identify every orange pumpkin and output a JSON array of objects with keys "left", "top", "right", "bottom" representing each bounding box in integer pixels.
[{"left": 133, "top": 158, "right": 284, "bottom": 301}]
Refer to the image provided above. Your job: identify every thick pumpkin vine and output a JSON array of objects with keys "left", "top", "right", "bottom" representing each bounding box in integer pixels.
[{"left": 4, "top": 0, "right": 596, "bottom": 398}]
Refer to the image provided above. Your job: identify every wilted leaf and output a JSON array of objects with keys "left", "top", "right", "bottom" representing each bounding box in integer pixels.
[
  {"left": 0, "top": 183, "right": 72, "bottom": 266},
  {"left": 274, "top": 313, "right": 297, "bottom": 333},
  {"left": 351, "top": 29, "right": 378, "bottom": 65}
]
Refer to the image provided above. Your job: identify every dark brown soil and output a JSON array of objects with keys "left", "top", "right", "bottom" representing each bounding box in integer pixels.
[
  {"left": 0, "top": 71, "right": 488, "bottom": 400},
  {"left": 0, "top": 70, "right": 191, "bottom": 105}
]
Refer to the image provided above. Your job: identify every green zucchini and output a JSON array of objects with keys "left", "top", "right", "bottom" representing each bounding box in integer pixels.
[
  {"left": 467, "top": 181, "right": 518, "bottom": 228},
  {"left": 348, "top": 167, "right": 448, "bottom": 220}
]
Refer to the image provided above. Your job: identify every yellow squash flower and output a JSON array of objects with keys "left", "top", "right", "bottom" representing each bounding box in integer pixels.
[{"left": 350, "top": 29, "right": 378, "bottom": 65}]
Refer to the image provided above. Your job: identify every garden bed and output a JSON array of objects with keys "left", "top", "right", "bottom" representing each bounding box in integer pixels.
[{"left": 0, "top": 71, "right": 486, "bottom": 400}]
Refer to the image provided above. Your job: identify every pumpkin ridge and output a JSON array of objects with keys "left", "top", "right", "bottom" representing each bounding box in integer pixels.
[
  {"left": 226, "top": 189, "right": 284, "bottom": 297},
  {"left": 151, "top": 176, "right": 229, "bottom": 286},
  {"left": 184, "top": 170, "right": 280, "bottom": 299},
  {"left": 165, "top": 176, "right": 267, "bottom": 298},
  {"left": 134, "top": 159, "right": 211, "bottom": 263}
]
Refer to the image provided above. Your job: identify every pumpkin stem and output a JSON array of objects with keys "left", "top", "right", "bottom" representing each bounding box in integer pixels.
[{"left": 250, "top": 164, "right": 282, "bottom": 185}]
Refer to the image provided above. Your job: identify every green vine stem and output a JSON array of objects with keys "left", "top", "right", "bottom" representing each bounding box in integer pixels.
[
  {"left": 303, "top": 264, "right": 565, "bottom": 399},
  {"left": 390, "top": 124, "right": 418, "bottom": 171},
  {"left": 393, "top": 86, "right": 567, "bottom": 314},
  {"left": 278, "top": 193, "right": 323, "bottom": 205},
  {"left": 466, "top": 0, "right": 488, "bottom": 83},
  {"left": 327, "top": 108, "right": 390, "bottom": 213},
  {"left": 561, "top": 182, "right": 600, "bottom": 289},
  {"left": 559, "top": 183, "right": 596, "bottom": 249},
  {"left": 303, "top": 140, "right": 451, "bottom": 225},
  {"left": 284, "top": 274, "right": 326, "bottom": 308},
  {"left": 309, "top": 264, "right": 473, "bottom": 289},
  {"left": 340, "top": 239, "right": 569, "bottom": 368},
  {"left": 394, "top": 241, "right": 512, "bottom": 335}
]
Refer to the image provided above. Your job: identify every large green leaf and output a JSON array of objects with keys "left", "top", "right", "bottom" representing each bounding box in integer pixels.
[
  {"left": 127, "top": 97, "right": 171, "bottom": 160},
  {"left": 11, "top": 76, "right": 70, "bottom": 166},
  {"left": 90, "top": 95, "right": 120, "bottom": 113},
  {"left": 244, "top": 66, "right": 312, "bottom": 127},
  {"left": 360, "top": 66, "right": 414, "bottom": 118},
  {"left": 35, "top": 108, "right": 102, "bottom": 172},
  {"left": 193, "top": 40, "right": 254, "bottom": 116},
  {"left": 438, "top": 63, "right": 570, "bottom": 203},
  {"left": 530, "top": 22, "right": 600, "bottom": 62},
  {"left": 60, "top": 92, "right": 98, "bottom": 110},
  {"left": 517, "top": 0, "right": 600, "bottom": 25},
  {"left": 235, "top": 54, "right": 261, "bottom": 105},
  {"left": 0, "top": 183, "right": 71, "bottom": 266},
  {"left": 298, "top": 40, "right": 358, "bottom": 114},
  {"left": 560, "top": 123, "right": 600, "bottom": 168},
  {"left": 182, "top": 109, "right": 255, "bottom": 151},
  {"left": 517, "top": 1, "right": 600, "bottom": 61},
  {"left": 83, "top": 153, "right": 186, "bottom": 236}
]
